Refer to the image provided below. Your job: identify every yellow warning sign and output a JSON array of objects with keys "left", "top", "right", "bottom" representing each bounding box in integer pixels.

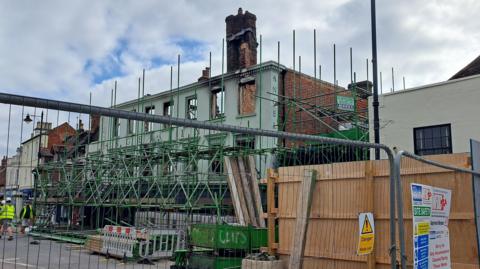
[
  {"left": 357, "top": 213, "right": 375, "bottom": 255},
  {"left": 415, "top": 222, "right": 430, "bottom": 236},
  {"left": 361, "top": 216, "right": 373, "bottom": 234}
]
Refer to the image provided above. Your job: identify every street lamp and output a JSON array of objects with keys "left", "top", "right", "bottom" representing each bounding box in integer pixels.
[
  {"left": 23, "top": 111, "right": 43, "bottom": 245},
  {"left": 23, "top": 114, "right": 33, "bottom": 123}
]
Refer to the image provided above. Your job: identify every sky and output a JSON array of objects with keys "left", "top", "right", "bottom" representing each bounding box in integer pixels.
[{"left": 0, "top": 0, "right": 479, "bottom": 157}]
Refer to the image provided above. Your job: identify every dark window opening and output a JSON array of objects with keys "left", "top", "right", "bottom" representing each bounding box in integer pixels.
[
  {"left": 127, "top": 109, "right": 136, "bottom": 135},
  {"left": 112, "top": 118, "right": 120, "bottom": 137},
  {"left": 210, "top": 159, "right": 223, "bottom": 174},
  {"left": 211, "top": 89, "right": 225, "bottom": 119},
  {"left": 235, "top": 134, "right": 255, "bottom": 150},
  {"left": 414, "top": 124, "right": 452, "bottom": 155},
  {"left": 163, "top": 101, "right": 173, "bottom": 128},
  {"left": 208, "top": 136, "right": 225, "bottom": 174},
  {"left": 186, "top": 97, "right": 197, "bottom": 120},
  {"left": 144, "top": 106, "right": 155, "bottom": 132}
]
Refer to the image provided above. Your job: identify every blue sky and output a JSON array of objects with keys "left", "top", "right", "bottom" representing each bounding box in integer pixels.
[{"left": 0, "top": 0, "right": 479, "bottom": 156}]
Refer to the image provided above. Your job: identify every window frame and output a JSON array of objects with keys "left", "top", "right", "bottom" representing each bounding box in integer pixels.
[
  {"left": 185, "top": 95, "right": 198, "bottom": 120},
  {"left": 127, "top": 109, "right": 136, "bottom": 135},
  {"left": 163, "top": 101, "right": 173, "bottom": 128},
  {"left": 413, "top": 123, "right": 452, "bottom": 156},
  {"left": 144, "top": 105, "right": 155, "bottom": 132},
  {"left": 238, "top": 77, "right": 256, "bottom": 116},
  {"left": 210, "top": 87, "right": 225, "bottom": 119},
  {"left": 112, "top": 117, "right": 120, "bottom": 137}
]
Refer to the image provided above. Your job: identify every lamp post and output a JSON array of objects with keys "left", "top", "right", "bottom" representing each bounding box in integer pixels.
[
  {"left": 24, "top": 111, "right": 43, "bottom": 244},
  {"left": 371, "top": 0, "right": 380, "bottom": 160}
]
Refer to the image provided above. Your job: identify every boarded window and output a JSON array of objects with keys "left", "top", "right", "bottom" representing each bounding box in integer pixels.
[{"left": 239, "top": 82, "right": 256, "bottom": 115}]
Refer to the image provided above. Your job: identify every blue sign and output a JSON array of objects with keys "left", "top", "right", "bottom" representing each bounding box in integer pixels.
[
  {"left": 415, "top": 246, "right": 429, "bottom": 261},
  {"left": 415, "top": 259, "right": 429, "bottom": 269},
  {"left": 414, "top": 234, "right": 429, "bottom": 249},
  {"left": 412, "top": 184, "right": 423, "bottom": 204}
]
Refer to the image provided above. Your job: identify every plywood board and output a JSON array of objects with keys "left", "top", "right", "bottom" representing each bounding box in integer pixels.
[{"left": 288, "top": 169, "right": 317, "bottom": 269}]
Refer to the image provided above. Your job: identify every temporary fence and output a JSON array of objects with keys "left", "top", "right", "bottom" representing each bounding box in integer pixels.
[
  {"left": 394, "top": 151, "right": 480, "bottom": 269},
  {"left": 0, "top": 91, "right": 477, "bottom": 269}
]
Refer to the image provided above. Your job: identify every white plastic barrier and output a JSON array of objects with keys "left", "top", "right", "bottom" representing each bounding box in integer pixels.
[
  {"left": 101, "top": 225, "right": 184, "bottom": 260},
  {"left": 138, "top": 228, "right": 185, "bottom": 259},
  {"left": 102, "top": 225, "right": 145, "bottom": 258}
]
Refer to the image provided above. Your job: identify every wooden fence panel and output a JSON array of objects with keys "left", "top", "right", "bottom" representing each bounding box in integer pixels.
[{"left": 276, "top": 153, "right": 479, "bottom": 268}]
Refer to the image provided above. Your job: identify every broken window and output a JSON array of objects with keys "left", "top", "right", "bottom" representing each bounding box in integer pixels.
[
  {"left": 163, "top": 101, "right": 173, "bottom": 128},
  {"left": 239, "top": 79, "right": 256, "bottom": 115},
  {"left": 144, "top": 106, "right": 155, "bottom": 132},
  {"left": 211, "top": 88, "right": 225, "bottom": 119},
  {"left": 235, "top": 134, "right": 255, "bottom": 150},
  {"left": 112, "top": 118, "right": 120, "bottom": 137},
  {"left": 127, "top": 109, "right": 136, "bottom": 135},
  {"left": 208, "top": 135, "right": 226, "bottom": 174},
  {"left": 186, "top": 96, "right": 197, "bottom": 120}
]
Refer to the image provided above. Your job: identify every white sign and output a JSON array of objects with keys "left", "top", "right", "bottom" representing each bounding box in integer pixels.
[
  {"left": 430, "top": 187, "right": 452, "bottom": 269},
  {"left": 411, "top": 183, "right": 452, "bottom": 269}
]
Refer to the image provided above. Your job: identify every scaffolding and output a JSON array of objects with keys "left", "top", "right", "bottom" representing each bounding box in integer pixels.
[{"left": 29, "top": 29, "right": 372, "bottom": 235}]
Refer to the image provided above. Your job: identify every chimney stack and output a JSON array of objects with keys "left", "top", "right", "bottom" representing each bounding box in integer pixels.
[
  {"left": 77, "top": 119, "right": 84, "bottom": 131},
  {"left": 225, "top": 8, "right": 258, "bottom": 72},
  {"left": 198, "top": 67, "right": 211, "bottom": 82},
  {"left": 90, "top": 114, "right": 100, "bottom": 132}
]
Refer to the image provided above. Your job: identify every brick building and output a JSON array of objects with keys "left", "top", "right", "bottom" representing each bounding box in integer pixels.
[
  {"left": 92, "top": 8, "right": 370, "bottom": 165},
  {"left": 17, "top": 121, "right": 76, "bottom": 195}
]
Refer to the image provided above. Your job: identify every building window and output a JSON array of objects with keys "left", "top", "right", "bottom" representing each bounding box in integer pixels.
[
  {"left": 127, "top": 109, "right": 136, "bottom": 135},
  {"left": 186, "top": 96, "right": 198, "bottom": 120},
  {"left": 239, "top": 80, "right": 256, "bottom": 115},
  {"left": 112, "top": 118, "right": 120, "bottom": 137},
  {"left": 163, "top": 101, "right": 173, "bottom": 128},
  {"left": 235, "top": 134, "right": 255, "bottom": 150},
  {"left": 208, "top": 135, "right": 226, "bottom": 174},
  {"left": 144, "top": 106, "right": 155, "bottom": 132},
  {"left": 211, "top": 88, "right": 225, "bottom": 119},
  {"left": 414, "top": 124, "right": 452, "bottom": 155}
]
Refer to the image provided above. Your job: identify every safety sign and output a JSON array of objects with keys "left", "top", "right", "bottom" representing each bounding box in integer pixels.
[
  {"left": 411, "top": 183, "right": 452, "bottom": 269},
  {"left": 357, "top": 212, "right": 375, "bottom": 255}
]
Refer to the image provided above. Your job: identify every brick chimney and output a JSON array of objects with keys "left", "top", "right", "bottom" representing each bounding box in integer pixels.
[
  {"left": 225, "top": 8, "right": 258, "bottom": 72},
  {"left": 1, "top": 156, "right": 6, "bottom": 167},
  {"left": 77, "top": 119, "right": 84, "bottom": 131},
  {"left": 198, "top": 67, "right": 210, "bottom": 82},
  {"left": 90, "top": 114, "right": 100, "bottom": 132}
]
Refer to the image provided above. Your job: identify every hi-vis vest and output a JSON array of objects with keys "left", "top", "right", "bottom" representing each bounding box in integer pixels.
[
  {"left": 0, "top": 204, "right": 15, "bottom": 220},
  {"left": 21, "top": 205, "right": 33, "bottom": 219}
]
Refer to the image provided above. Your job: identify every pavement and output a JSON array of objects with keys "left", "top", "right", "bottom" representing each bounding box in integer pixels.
[{"left": 0, "top": 234, "right": 173, "bottom": 269}]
